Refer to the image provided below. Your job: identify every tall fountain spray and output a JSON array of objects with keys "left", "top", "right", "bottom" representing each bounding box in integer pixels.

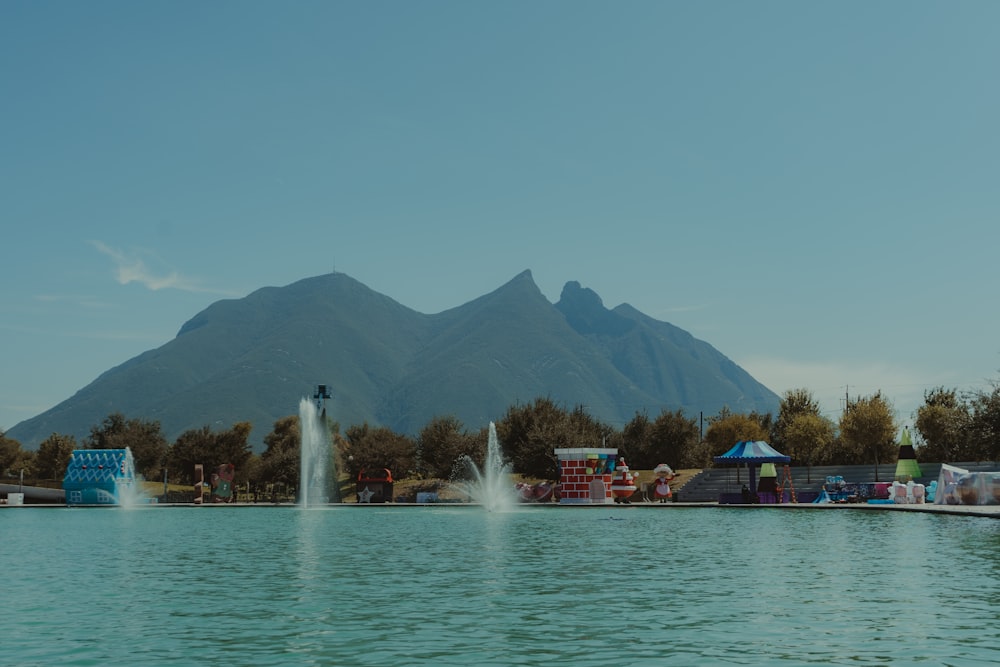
[
  {"left": 299, "top": 388, "right": 333, "bottom": 508},
  {"left": 454, "top": 422, "right": 517, "bottom": 512}
]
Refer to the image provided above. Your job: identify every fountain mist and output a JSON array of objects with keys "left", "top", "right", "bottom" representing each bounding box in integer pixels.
[
  {"left": 299, "top": 397, "right": 332, "bottom": 507},
  {"left": 453, "top": 422, "right": 517, "bottom": 512}
]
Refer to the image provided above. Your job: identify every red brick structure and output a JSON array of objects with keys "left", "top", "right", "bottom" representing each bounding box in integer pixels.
[{"left": 555, "top": 448, "right": 618, "bottom": 504}]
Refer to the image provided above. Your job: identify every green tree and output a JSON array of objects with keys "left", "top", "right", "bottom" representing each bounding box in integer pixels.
[
  {"left": 967, "top": 383, "right": 1000, "bottom": 461},
  {"left": 914, "top": 387, "right": 971, "bottom": 462},
  {"left": 0, "top": 431, "right": 31, "bottom": 478},
  {"left": 621, "top": 411, "right": 654, "bottom": 468},
  {"left": 417, "top": 415, "right": 478, "bottom": 479},
  {"left": 239, "top": 454, "right": 263, "bottom": 493},
  {"left": 342, "top": 423, "right": 416, "bottom": 481},
  {"left": 652, "top": 409, "right": 700, "bottom": 469},
  {"left": 838, "top": 392, "right": 897, "bottom": 479},
  {"left": 213, "top": 421, "right": 254, "bottom": 471},
  {"left": 567, "top": 404, "right": 612, "bottom": 448},
  {"left": 772, "top": 388, "right": 822, "bottom": 452},
  {"left": 625, "top": 409, "right": 699, "bottom": 470},
  {"left": 168, "top": 425, "right": 216, "bottom": 485},
  {"left": 704, "top": 410, "right": 770, "bottom": 461},
  {"left": 497, "top": 398, "right": 611, "bottom": 479},
  {"left": 783, "top": 413, "right": 836, "bottom": 480},
  {"left": 260, "top": 415, "right": 300, "bottom": 490},
  {"left": 498, "top": 398, "right": 568, "bottom": 479},
  {"left": 166, "top": 422, "right": 258, "bottom": 495},
  {"left": 85, "top": 413, "right": 168, "bottom": 479},
  {"left": 33, "top": 433, "right": 76, "bottom": 480}
]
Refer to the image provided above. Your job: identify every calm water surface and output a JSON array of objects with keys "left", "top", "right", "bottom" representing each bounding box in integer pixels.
[{"left": 2, "top": 505, "right": 998, "bottom": 666}]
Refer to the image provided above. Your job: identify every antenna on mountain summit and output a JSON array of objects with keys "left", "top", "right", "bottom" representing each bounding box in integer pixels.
[{"left": 313, "top": 384, "right": 331, "bottom": 417}]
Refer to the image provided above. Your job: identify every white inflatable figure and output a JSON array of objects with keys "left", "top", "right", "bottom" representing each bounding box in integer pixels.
[
  {"left": 892, "top": 481, "right": 908, "bottom": 504},
  {"left": 945, "top": 481, "right": 961, "bottom": 504},
  {"left": 653, "top": 463, "right": 676, "bottom": 503}
]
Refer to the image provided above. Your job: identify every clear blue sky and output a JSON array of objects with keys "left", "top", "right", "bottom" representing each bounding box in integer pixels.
[{"left": 3, "top": 1, "right": 998, "bottom": 437}]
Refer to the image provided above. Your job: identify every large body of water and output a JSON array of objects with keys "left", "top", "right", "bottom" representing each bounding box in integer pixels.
[{"left": 3, "top": 505, "right": 998, "bottom": 666}]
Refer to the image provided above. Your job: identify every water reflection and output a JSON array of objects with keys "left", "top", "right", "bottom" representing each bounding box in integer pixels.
[{"left": 2, "top": 506, "right": 998, "bottom": 665}]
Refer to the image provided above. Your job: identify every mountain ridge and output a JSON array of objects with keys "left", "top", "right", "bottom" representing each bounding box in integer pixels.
[{"left": 8, "top": 271, "right": 780, "bottom": 450}]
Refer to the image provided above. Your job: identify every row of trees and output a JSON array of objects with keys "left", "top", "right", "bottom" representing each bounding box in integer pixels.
[{"left": 3, "top": 380, "right": 999, "bottom": 492}]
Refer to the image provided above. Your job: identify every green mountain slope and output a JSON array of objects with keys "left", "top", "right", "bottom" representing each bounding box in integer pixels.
[{"left": 9, "top": 270, "right": 779, "bottom": 450}]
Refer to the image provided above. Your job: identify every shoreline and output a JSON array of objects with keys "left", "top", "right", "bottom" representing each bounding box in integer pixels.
[{"left": 5, "top": 499, "right": 999, "bottom": 518}]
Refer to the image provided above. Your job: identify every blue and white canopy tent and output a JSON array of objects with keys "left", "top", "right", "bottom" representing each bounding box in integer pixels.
[{"left": 713, "top": 440, "right": 791, "bottom": 501}]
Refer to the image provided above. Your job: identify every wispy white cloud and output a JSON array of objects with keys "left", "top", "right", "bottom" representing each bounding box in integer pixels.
[{"left": 91, "top": 241, "right": 237, "bottom": 295}]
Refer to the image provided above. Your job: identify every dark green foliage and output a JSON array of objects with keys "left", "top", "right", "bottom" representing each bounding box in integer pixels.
[
  {"left": 967, "top": 384, "right": 1000, "bottom": 461},
  {"left": 704, "top": 411, "right": 770, "bottom": 461},
  {"left": 32, "top": 433, "right": 75, "bottom": 479},
  {"left": 0, "top": 431, "right": 31, "bottom": 478},
  {"left": 168, "top": 422, "right": 254, "bottom": 485},
  {"left": 496, "top": 398, "right": 613, "bottom": 479},
  {"left": 771, "top": 388, "right": 821, "bottom": 452},
  {"left": 85, "top": 413, "right": 168, "bottom": 479},
  {"left": 260, "top": 415, "right": 300, "bottom": 488},
  {"left": 169, "top": 426, "right": 215, "bottom": 485},
  {"left": 625, "top": 409, "right": 700, "bottom": 470},
  {"left": 213, "top": 421, "right": 254, "bottom": 471},
  {"left": 838, "top": 392, "right": 897, "bottom": 476},
  {"left": 499, "top": 398, "right": 563, "bottom": 479},
  {"left": 914, "top": 387, "right": 969, "bottom": 461},
  {"left": 342, "top": 423, "right": 416, "bottom": 481},
  {"left": 771, "top": 389, "right": 835, "bottom": 467},
  {"left": 783, "top": 413, "right": 836, "bottom": 468},
  {"left": 20, "top": 373, "right": 1000, "bottom": 497},
  {"left": 417, "top": 416, "right": 480, "bottom": 479},
  {"left": 914, "top": 385, "right": 1000, "bottom": 463}
]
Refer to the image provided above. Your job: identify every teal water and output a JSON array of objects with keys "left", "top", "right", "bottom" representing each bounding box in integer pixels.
[{"left": 2, "top": 506, "right": 999, "bottom": 666}]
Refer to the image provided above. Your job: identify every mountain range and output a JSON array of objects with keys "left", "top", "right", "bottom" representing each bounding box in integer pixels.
[{"left": 9, "top": 270, "right": 780, "bottom": 450}]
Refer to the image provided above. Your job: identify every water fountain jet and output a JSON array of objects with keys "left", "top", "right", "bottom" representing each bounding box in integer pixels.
[
  {"left": 452, "top": 422, "right": 517, "bottom": 512},
  {"left": 299, "top": 391, "right": 334, "bottom": 507}
]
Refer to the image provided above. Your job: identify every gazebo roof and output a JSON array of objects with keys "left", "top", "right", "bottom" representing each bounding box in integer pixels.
[{"left": 713, "top": 440, "right": 790, "bottom": 465}]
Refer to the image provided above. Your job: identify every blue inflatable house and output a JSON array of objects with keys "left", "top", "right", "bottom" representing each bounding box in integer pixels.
[{"left": 63, "top": 448, "right": 138, "bottom": 506}]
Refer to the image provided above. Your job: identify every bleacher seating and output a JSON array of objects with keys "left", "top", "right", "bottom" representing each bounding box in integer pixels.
[{"left": 675, "top": 461, "right": 1000, "bottom": 503}]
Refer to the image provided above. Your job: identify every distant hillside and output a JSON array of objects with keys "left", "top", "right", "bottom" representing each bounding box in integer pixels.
[{"left": 8, "top": 270, "right": 780, "bottom": 451}]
